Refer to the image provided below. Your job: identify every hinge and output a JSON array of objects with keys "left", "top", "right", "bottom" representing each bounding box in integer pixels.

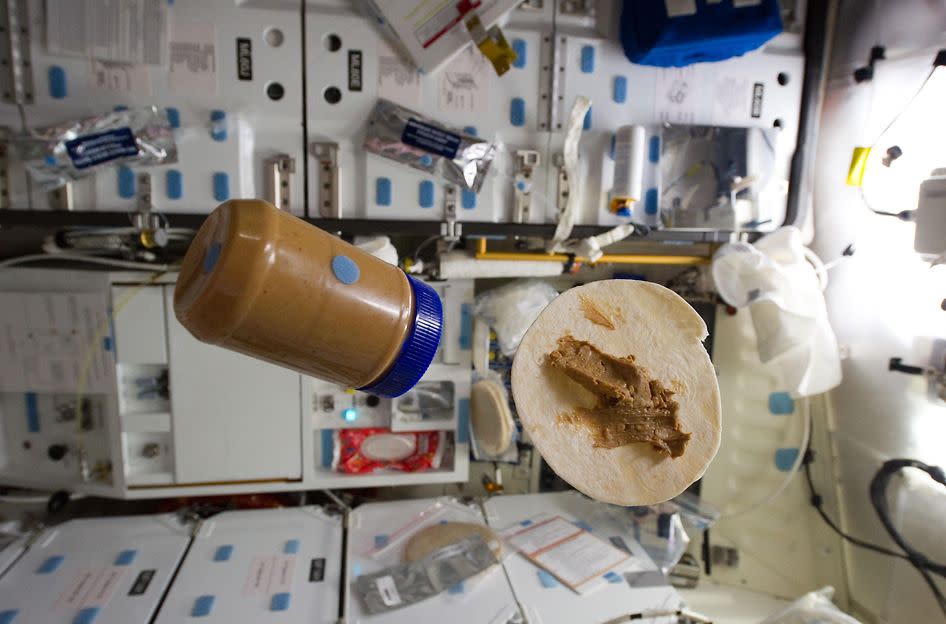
[
  {"left": 0, "top": 0, "right": 34, "bottom": 105},
  {"left": 265, "top": 153, "right": 296, "bottom": 211},
  {"left": 311, "top": 142, "right": 340, "bottom": 218},
  {"left": 513, "top": 149, "right": 540, "bottom": 223}
]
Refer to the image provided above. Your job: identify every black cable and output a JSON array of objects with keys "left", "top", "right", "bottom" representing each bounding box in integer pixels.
[
  {"left": 870, "top": 460, "right": 946, "bottom": 617},
  {"left": 803, "top": 442, "right": 946, "bottom": 618}
]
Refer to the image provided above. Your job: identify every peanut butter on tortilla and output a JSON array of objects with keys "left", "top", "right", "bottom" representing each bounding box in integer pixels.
[
  {"left": 579, "top": 295, "right": 616, "bottom": 330},
  {"left": 547, "top": 335, "right": 691, "bottom": 458}
]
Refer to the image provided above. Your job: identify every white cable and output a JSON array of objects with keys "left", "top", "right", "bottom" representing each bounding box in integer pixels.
[
  {"left": 717, "top": 397, "right": 812, "bottom": 519},
  {"left": 803, "top": 247, "right": 829, "bottom": 292},
  {"left": 0, "top": 253, "right": 176, "bottom": 271},
  {"left": 547, "top": 96, "right": 592, "bottom": 253}
]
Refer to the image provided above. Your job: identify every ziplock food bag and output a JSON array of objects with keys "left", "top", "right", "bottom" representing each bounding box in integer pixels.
[
  {"left": 364, "top": 99, "right": 495, "bottom": 192},
  {"left": 355, "top": 534, "right": 500, "bottom": 614},
  {"left": 15, "top": 106, "right": 177, "bottom": 189}
]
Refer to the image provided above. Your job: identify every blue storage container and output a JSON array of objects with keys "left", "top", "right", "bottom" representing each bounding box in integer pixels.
[{"left": 620, "top": 0, "right": 783, "bottom": 67}]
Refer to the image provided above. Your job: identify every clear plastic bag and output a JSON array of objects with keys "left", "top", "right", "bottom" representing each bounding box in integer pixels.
[
  {"left": 596, "top": 502, "right": 690, "bottom": 575},
  {"left": 473, "top": 280, "right": 558, "bottom": 356},
  {"left": 759, "top": 587, "right": 863, "bottom": 624}
]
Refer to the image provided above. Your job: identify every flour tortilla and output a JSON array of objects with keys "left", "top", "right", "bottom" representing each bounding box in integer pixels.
[
  {"left": 511, "top": 280, "right": 721, "bottom": 506},
  {"left": 403, "top": 522, "right": 502, "bottom": 562},
  {"left": 470, "top": 379, "right": 513, "bottom": 456}
]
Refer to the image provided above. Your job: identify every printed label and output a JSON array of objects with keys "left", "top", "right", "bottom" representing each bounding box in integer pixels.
[
  {"left": 348, "top": 50, "right": 363, "bottom": 91},
  {"left": 81, "top": 567, "right": 124, "bottom": 607},
  {"left": 375, "top": 575, "right": 402, "bottom": 607},
  {"left": 401, "top": 118, "right": 460, "bottom": 159},
  {"left": 439, "top": 46, "right": 491, "bottom": 113},
  {"left": 309, "top": 558, "right": 326, "bottom": 582},
  {"left": 751, "top": 82, "right": 765, "bottom": 118},
  {"left": 128, "top": 569, "right": 156, "bottom": 596},
  {"left": 267, "top": 555, "right": 295, "bottom": 594},
  {"left": 65, "top": 128, "right": 138, "bottom": 170},
  {"left": 56, "top": 568, "right": 99, "bottom": 609},
  {"left": 243, "top": 556, "right": 274, "bottom": 595},
  {"left": 169, "top": 23, "right": 217, "bottom": 96},
  {"left": 377, "top": 39, "right": 421, "bottom": 108},
  {"left": 90, "top": 60, "right": 152, "bottom": 95},
  {"left": 236, "top": 38, "right": 253, "bottom": 80},
  {"left": 46, "top": 0, "right": 167, "bottom": 65}
]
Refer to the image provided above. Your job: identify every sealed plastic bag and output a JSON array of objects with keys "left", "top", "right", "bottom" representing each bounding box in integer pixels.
[
  {"left": 474, "top": 280, "right": 558, "bottom": 356},
  {"left": 15, "top": 106, "right": 177, "bottom": 189},
  {"left": 712, "top": 226, "right": 842, "bottom": 397},
  {"left": 365, "top": 99, "right": 495, "bottom": 192},
  {"left": 760, "top": 587, "right": 863, "bottom": 624}
]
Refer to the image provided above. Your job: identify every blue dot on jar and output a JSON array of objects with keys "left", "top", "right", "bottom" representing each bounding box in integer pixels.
[
  {"left": 203, "top": 242, "right": 221, "bottom": 273},
  {"left": 332, "top": 255, "right": 360, "bottom": 284}
]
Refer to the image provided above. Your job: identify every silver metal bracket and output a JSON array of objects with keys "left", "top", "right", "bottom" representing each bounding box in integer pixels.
[
  {"left": 311, "top": 142, "right": 340, "bottom": 218},
  {"left": 537, "top": 34, "right": 566, "bottom": 132},
  {"left": 554, "top": 153, "right": 569, "bottom": 220},
  {"left": 0, "top": 0, "right": 34, "bottom": 106},
  {"left": 441, "top": 184, "right": 461, "bottom": 241},
  {"left": 513, "top": 150, "right": 540, "bottom": 223},
  {"left": 131, "top": 173, "right": 168, "bottom": 249},
  {"left": 265, "top": 153, "right": 295, "bottom": 211},
  {"left": 46, "top": 182, "right": 73, "bottom": 211},
  {"left": 560, "top": 0, "right": 595, "bottom": 16}
]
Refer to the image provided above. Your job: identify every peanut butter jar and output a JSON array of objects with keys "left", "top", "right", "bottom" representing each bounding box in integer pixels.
[{"left": 174, "top": 199, "right": 442, "bottom": 397}]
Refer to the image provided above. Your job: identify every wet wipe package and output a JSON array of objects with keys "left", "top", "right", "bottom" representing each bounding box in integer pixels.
[{"left": 364, "top": 98, "right": 495, "bottom": 192}]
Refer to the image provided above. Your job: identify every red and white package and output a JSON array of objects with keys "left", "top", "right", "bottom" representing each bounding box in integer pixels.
[{"left": 332, "top": 428, "right": 446, "bottom": 474}]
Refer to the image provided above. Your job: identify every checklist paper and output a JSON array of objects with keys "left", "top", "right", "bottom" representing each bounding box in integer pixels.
[{"left": 503, "top": 516, "right": 630, "bottom": 594}]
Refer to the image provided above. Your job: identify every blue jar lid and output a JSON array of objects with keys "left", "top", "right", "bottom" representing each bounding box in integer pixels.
[{"left": 359, "top": 275, "right": 443, "bottom": 398}]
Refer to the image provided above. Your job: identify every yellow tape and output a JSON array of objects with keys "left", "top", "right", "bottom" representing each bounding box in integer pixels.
[
  {"left": 846, "top": 146, "right": 872, "bottom": 186},
  {"left": 466, "top": 14, "right": 517, "bottom": 76}
]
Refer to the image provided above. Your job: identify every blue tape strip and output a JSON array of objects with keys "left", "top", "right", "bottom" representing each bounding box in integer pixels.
[
  {"left": 48, "top": 66, "right": 67, "bottom": 99},
  {"left": 118, "top": 166, "right": 136, "bottom": 199},
  {"left": 191, "top": 595, "right": 214, "bottom": 617},
  {"left": 775, "top": 448, "right": 799, "bottom": 472},
  {"left": 457, "top": 398, "right": 469, "bottom": 443},
  {"left": 374, "top": 534, "right": 389, "bottom": 549},
  {"left": 574, "top": 520, "right": 593, "bottom": 532},
  {"left": 165, "top": 107, "right": 180, "bottom": 129},
  {"left": 520, "top": 519, "right": 532, "bottom": 527},
  {"left": 270, "top": 593, "right": 290, "bottom": 611},
  {"left": 461, "top": 189, "right": 476, "bottom": 210},
  {"left": 114, "top": 550, "right": 137, "bottom": 566},
  {"left": 213, "top": 172, "right": 230, "bottom": 202},
  {"left": 284, "top": 539, "right": 300, "bottom": 554},
  {"left": 320, "top": 430, "right": 333, "bottom": 468},
  {"left": 210, "top": 110, "right": 227, "bottom": 142},
  {"left": 73, "top": 607, "right": 100, "bottom": 624},
  {"left": 613, "top": 76, "right": 627, "bottom": 103},
  {"left": 583, "top": 107, "right": 592, "bottom": 130},
  {"left": 512, "top": 39, "right": 527, "bottom": 68},
  {"left": 213, "top": 545, "right": 233, "bottom": 562},
  {"left": 419, "top": 180, "right": 435, "bottom": 208},
  {"left": 604, "top": 571, "right": 622, "bottom": 584},
  {"left": 768, "top": 392, "right": 795, "bottom": 415},
  {"left": 25, "top": 393, "right": 39, "bottom": 433},
  {"left": 580, "top": 45, "right": 595, "bottom": 73},
  {"left": 648, "top": 136, "right": 660, "bottom": 163},
  {"left": 166, "top": 169, "right": 183, "bottom": 200},
  {"left": 36, "top": 555, "right": 64, "bottom": 574},
  {"left": 376, "top": 177, "right": 392, "bottom": 206},
  {"left": 447, "top": 581, "right": 465, "bottom": 594},
  {"left": 459, "top": 303, "right": 473, "bottom": 350},
  {"left": 463, "top": 126, "right": 477, "bottom": 137},
  {"left": 510, "top": 98, "right": 525, "bottom": 127},
  {"left": 538, "top": 570, "right": 559, "bottom": 588},
  {"left": 645, "top": 188, "right": 658, "bottom": 215}
]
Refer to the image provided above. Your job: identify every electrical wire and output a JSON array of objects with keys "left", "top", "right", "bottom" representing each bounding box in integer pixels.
[
  {"left": 0, "top": 253, "right": 177, "bottom": 271},
  {"left": 859, "top": 65, "right": 940, "bottom": 219},
  {"left": 803, "top": 441, "right": 946, "bottom": 617}
]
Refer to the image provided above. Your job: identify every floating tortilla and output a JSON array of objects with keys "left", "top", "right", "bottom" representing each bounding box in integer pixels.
[
  {"left": 403, "top": 522, "right": 502, "bottom": 562},
  {"left": 511, "top": 280, "right": 721, "bottom": 506}
]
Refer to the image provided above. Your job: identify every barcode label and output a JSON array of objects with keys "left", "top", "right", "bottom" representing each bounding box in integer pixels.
[{"left": 46, "top": 0, "right": 167, "bottom": 66}]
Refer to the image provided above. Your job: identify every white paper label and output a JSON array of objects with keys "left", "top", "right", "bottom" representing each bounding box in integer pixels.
[
  {"left": 506, "top": 517, "right": 581, "bottom": 556},
  {"left": 378, "top": 40, "right": 422, "bottom": 108},
  {"left": 438, "top": 46, "right": 491, "bottom": 113},
  {"left": 90, "top": 60, "right": 152, "bottom": 95},
  {"left": 169, "top": 23, "right": 217, "bottom": 96},
  {"left": 242, "top": 556, "right": 274, "bottom": 596},
  {"left": 46, "top": 0, "right": 167, "bottom": 65},
  {"left": 655, "top": 66, "right": 700, "bottom": 124},
  {"left": 267, "top": 555, "right": 295, "bottom": 594},
  {"left": 375, "top": 575, "right": 402, "bottom": 607},
  {"left": 56, "top": 567, "right": 124, "bottom": 610}
]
